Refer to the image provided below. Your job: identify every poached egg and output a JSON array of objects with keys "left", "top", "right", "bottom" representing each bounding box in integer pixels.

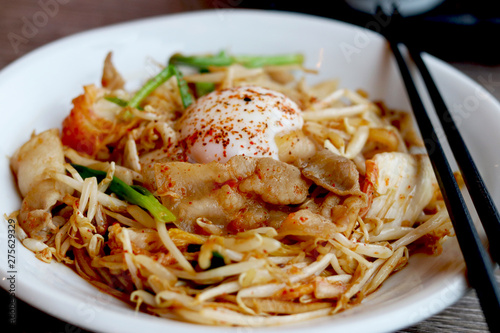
[{"left": 178, "top": 86, "right": 304, "bottom": 163}]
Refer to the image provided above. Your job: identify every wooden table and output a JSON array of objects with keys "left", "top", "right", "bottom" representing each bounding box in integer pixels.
[{"left": 1, "top": 1, "right": 499, "bottom": 332}]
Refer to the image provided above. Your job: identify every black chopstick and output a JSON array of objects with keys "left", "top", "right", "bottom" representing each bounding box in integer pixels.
[
  {"left": 407, "top": 46, "right": 500, "bottom": 266},
  {"left": 374, "top": 7, "right": 500, "bottom": 333}
]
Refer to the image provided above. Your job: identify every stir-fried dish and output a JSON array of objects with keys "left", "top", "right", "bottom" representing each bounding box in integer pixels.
[{"left": 8, "top": 50, "right": 453, "bottom": 326}]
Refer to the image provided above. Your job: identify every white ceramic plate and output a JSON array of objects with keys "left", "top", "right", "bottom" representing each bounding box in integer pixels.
[{"left": 1, "top": 9, "right": 499, "bottom": 333}]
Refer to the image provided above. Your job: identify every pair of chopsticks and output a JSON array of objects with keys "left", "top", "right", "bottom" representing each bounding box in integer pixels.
[{"left": 373, "top": 6, "right": 500, "bottom": 332}]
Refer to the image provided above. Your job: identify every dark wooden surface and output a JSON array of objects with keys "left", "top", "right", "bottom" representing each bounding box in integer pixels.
[{"left": 1, "top": 1, "right": 499, "bottom": 332}]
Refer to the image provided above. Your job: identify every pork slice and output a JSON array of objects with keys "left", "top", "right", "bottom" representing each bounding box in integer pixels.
[
  {"left": 301, "top": 149, "right": 362, "bottom": 196},
  {"left": 154, "top": 155, "right": 256, "bottom": 198},
  {"left": 11, "top": 129, "right": 72, "bottom": 240},
  {"left": 153, "top": 155, "right": 307, "bottom": 233},
  {"left": 101, "top": 52, "right": 125, "bottom": 90},
  {"left": 238, "top": 158, "right": 310, "bottom": 205}
]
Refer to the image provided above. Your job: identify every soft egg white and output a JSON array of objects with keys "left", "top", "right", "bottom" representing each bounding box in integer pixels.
[{"left": 178, "top": 86, "right": 304, "bottom": 163}]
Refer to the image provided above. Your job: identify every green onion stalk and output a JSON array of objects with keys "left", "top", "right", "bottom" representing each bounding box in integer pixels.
[{"left": 71, "top": 164, "right": 176, "bottom": 223}]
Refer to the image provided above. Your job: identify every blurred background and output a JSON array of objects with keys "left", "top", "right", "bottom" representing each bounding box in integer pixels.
[
  {"left": 1, "top": 0, "right": 499, "bottom": 332},
  {"left": 2, "top": 0, "right": 500, "bottom": 68},
  {"left": 246, "top": 0, "right": 500, "bottom": 64}
]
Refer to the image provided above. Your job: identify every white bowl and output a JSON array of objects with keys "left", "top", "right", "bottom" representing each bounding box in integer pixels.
[{"left": 1, "top": 9, "right": 499, "bottom": 333}]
